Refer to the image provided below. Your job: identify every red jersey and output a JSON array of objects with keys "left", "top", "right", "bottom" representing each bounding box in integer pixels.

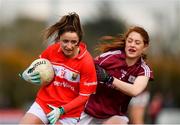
[
  {"left": 35, "top": 42, "right": 97, "bottom": 118},
  {"left": 85, "top": 50, "right": 153, "bottom": 118}
]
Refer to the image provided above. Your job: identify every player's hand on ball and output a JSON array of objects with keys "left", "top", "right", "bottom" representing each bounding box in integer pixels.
[
  {"left": 19, "top": 58, "right": 54, "bottom": 86},
  {"left": 19, "top": 69, "right": 41, "bottom": 85},
  {"left": 47, "top": 104, "right": 65, "bottom": 124},
  {"left": 95, "top": 64, "right": 114, "bottom": 85}
]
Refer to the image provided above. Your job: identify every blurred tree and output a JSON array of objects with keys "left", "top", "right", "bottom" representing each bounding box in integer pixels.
[
  {"left": 149, "top": 56, "right": 180, "bottom": 107},
  {"left": 0, "top": 17, "right": 46, "bottom": 108},
  {"left": 0, "top": 17, "right": 46, "bottom": 54},
  {"left": 83, "top": 1, "right": 127, "bottom": 56}
]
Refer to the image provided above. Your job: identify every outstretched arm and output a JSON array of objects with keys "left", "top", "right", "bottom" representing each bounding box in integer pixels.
[
  {"left": 113, "top": 76, "right": 149, "bottom": 96},
  {"left": 96, "top": 65, "right": 149, "bottom": 96}
]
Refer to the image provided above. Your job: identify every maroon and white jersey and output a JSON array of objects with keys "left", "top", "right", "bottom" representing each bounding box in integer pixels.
[{"left": 85, "top": 49, "right": 154, "bottom": 118}]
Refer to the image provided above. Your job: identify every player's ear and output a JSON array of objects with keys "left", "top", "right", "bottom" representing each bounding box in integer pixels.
[{"left": 143, "top": 44, "right": 148, "bottom": 53}]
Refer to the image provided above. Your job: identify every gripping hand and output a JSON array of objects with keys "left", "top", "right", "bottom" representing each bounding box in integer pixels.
[
  {"left": 47, "top": 104, "right": 65, "bottom": 124},
  {"left": 19, "top": 67, "right": 41, "bottom": 85},
  {"left": 95, "top": 64, "right": 114, "bottom": 85}
]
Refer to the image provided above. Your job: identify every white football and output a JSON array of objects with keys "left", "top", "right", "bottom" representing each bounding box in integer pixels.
[{"left": 26, "top": 58, "right": 54, "bottom": 85}]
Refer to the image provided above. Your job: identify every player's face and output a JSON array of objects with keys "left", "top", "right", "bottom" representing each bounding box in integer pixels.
[
  {"left": 125, "top": 31, "right": 148, "bottom": 59},
  {"left": 60, "top": 32, "right": 80, "bottom": 58}
]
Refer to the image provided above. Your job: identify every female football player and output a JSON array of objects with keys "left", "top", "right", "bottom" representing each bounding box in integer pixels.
[
  {"left": 19, "top": 12, "right": 97, "bottom": 124},
  {"left": 78, "top": 26, "right": 154, "bottom": 124}
]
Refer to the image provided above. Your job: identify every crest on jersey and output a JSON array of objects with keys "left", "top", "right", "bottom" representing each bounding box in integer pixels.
[
  {"left": 128, "top": 75, "right": 136, "bottom": 83},
  {"left": 72, "top": 73, "right": 78, "bottom": 81}
]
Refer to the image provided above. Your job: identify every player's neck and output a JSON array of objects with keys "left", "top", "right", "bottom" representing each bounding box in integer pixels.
[
  {"left": 125, "top": 57, "right": 139, "bottom": 67},
  {"left": 73, "top": 47, "right": 80, "bottom": 57}
]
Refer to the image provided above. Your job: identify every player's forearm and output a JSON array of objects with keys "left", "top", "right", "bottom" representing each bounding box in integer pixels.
[
  {"left": 62, "top": 95, "right": 89, "bottom": 113},
  {"left": 112, "top": 78, "right": 140, "bottom": 97}
]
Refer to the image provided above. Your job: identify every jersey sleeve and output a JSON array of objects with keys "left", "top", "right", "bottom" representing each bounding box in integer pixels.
[
  {"left": 79, "top": 55, "right": 97, "bottom": 96},
  {"left": 138, "top": 63, "right": 154, "bottom": 81},
  {"left": 94, "top": 52, "right": 110, "bottom": 65},
  {"left": 94, "top": 50, "right": 125, "bottom": 70},
  {"left": 39, "top": 47, "right": 50, "bottom": 59},
  {"left": 39, "top": 45, "right": 53, "bottom": 59}
]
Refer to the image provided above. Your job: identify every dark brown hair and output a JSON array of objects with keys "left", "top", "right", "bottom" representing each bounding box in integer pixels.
[{"left": 43, "top": 12, "right": 83, "bottom": 43}]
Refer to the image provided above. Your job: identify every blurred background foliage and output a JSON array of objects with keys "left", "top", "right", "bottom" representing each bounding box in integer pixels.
[
  {"left": 0, "top": 17, "right": 46, "bottom": 108},
  {"left": 0, "top": 0, "right": 180, "bottom": 118}
]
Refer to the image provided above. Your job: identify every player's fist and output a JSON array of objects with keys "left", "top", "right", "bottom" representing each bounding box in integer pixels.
[
  {"left": 95, "top": 64, "right": 114, "bottom": 85},
  {"left": 19, "top": 68, "right": 41, "bottom": 85},
  {"left": 47, "top": 104, "right": 65, "bottom": 124}
]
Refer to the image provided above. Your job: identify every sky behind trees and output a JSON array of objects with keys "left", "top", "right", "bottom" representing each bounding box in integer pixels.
[
  {"left": 0, "top": 0, "right": 179, "bottom": 55},
  {"left": 0, "top": 0, "right": 179, "bottom": 32}
]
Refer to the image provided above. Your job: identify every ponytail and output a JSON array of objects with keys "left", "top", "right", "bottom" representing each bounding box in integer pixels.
[{"left": 43, "top": 12, "right": 83, "bottom": 43}]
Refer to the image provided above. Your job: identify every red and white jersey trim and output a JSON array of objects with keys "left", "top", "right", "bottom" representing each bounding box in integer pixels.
[
  {"left": 79, "top": 93, "right": 91, "bottom": 96},
  {"left": 53, "top": 64, "right": 80, "bottom": 83},
  {"left": 52, "top": 62, "right": 80, "bottom": 73}
]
